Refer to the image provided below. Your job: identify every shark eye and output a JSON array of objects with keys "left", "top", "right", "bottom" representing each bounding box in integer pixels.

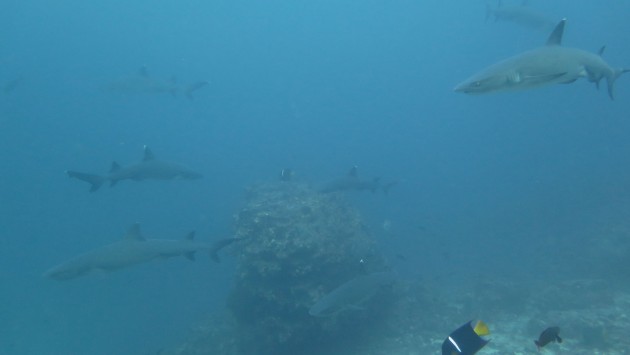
[{"left": 473, "top": 81, "right": 482, "bottom": 87}]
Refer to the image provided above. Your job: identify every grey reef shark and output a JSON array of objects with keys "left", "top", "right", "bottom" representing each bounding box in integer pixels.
[
  {"left": 486, "top": 0, "right": 556, "bottom": 32},
  {"left": 44, "top": 223, "right": 239, "bottom": 281},
  {"left": 66, "top": 146, "right": 203, "bottom": 192},
  {"left": 103, "top": 66, "right": 208, "bottom": 99},
  {"left": 455, "top": 18, "right": 629, "bottom": 99},
  {"left": 319, "top": 166, "right": 396, "bottom": 194}
]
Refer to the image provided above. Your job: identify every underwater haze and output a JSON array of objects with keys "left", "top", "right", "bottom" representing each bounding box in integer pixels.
[{"left": 2, "top": 0, "right": 630, "bottom": 354}]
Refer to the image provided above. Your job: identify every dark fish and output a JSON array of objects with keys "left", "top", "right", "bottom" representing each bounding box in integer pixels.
[
  {"left": 442, "top": 320, "right": 490, "bottom": 355},
  {"left": 535, "top": 326, "right": 562, "bottom": 350}
]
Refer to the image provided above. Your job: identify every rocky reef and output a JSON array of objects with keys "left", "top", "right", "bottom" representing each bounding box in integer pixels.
[
  {"left": 163, "top": 181, "right": 630, "bottom": 355},
  {"left": 227, "top": 181, "right": 393, "bottom": 354},
  {"left": 166, "top": 181, "right": 400, "bottom": 354}
]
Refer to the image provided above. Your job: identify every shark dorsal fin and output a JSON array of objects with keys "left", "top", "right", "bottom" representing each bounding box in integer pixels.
[
  {"left": 138, "top": 66, "right": 149, "bottom": 78},
  {"left": 110, "top": 161, "right": 121, "bottom": 173},
  {"left": 598, "top": 45, "right": 606, "bottom": 56},
  {"left": 546, "top": 18, "right": 566, "bottom": 46},
  {"left": 348, "top": 166, "right": 359, "bottom": 178},
  {"left": 184, "top": 231, "right": 195, "bottom": 241},
  {"left": 142, "top": 146, "right": 155, "bottom": 161},
  {"left": 124, "top": 223, "right": 145, "bottom": 241}
]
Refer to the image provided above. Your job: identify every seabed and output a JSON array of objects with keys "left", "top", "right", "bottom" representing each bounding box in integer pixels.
[{"left": 162, "top": 182, "right": 630, "bottom": 355}]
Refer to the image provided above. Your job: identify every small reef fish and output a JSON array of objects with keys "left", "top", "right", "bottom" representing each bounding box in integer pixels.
[
  {"left": 535, "top": 326, "right": 562, "bottom": 350},
  {"left": 442, "top": 320, "right": 490, "bottom": 355}
]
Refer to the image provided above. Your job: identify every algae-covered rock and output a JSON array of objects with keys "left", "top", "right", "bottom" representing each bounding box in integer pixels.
[
  {"left": 164, "top": 181, "right": 447, "bottom": 355},
  {"left": 227, "top": 181, "right": 389, "bottom": 354}
]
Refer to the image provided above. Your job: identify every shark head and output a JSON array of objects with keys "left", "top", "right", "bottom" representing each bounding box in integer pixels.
[{"left": 454, "top": 70, "right": 517, "bottom": 94}]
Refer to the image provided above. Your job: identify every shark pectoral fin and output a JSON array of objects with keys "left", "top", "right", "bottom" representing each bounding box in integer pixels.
[{"left": 560, "top": 78, "right": 577, "bottom": 84}]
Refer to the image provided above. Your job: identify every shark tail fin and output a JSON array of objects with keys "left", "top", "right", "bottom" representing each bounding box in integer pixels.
[
  {"left": 485, "top": 1, "right": 497, "bottom": 23},
  {"left": 607, "top": 68, "right": 630, "bottom": 100},
  {"left": 66, "top": 170, "right": 105, "bottom": 192},
  {"left": 484, "top": 4, "right": 492, "bottom": 22},
  {"left": 382, "top": 181, "right": 398, "bottom": 195},
  {"left": 209, "top": 237, "right": 240, "bottom": 263},
  {"left": 185, "top": 81, "right": 209, "bottom": 99}
]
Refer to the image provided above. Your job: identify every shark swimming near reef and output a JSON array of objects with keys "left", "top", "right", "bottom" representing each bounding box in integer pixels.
[
  {"left": 44, "top": 223, "right": 239, "bottom": 281},
  {"left": 486, "top": 0, "right": 556, "bottom": 32},
  {"left": 319, "top": 166, "right": 396, "bottom": 194},
  {"left": 66, "top": 146, "right": 203, "bottom": 192},
  {"left": 103, "top": 66, "right": 208, "bottom": 99},
  {"left": 309, "top": 272, "right": 396, "bottom": 317},
  {"left": 454, "top": 18, "right": 629, "bottom": 99}
]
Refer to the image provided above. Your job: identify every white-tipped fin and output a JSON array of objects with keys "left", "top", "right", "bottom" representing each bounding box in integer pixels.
[{"left": 546, "top": 18, "right": 566, "bottom": 46}]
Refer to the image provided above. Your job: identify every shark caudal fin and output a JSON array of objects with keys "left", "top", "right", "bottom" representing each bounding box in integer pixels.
[
  {"left": 382, "top": 181, "right": 398, "bottom": 194},
  {"left": 209, "top": 238, "right": 240, "bottom": 263},
  {"left": 607, "top": 68, "right": 630, "bottom": 100},
  {"left": 66, "top": 170, "right": 106, "bottom": 192},
  {"left": 183, "top": 232, "right": 197, "bottom": 261},
  {"left": 185, "top": 81, "right": 209, "bottom": 99}
]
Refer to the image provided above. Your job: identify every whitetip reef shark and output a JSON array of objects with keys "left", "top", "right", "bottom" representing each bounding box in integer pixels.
[
  {"left": 103, "top": 66, "right": 208, "bottom": 99},
  {"left": 486, "top": 0, "right": 556, "bottom": 32},
  {"left": 66, "top": 146, "right": 203, "bottom": 192},
  {"left": 44, "top": 223, "right": 239, "bottom": 281},
  {"left": 319, "top": 166, "right": 396, "bottom": 194},
  {"left": 454, "top": 18, "right": 629, "bottom": 99},
  {"left": 309, "top": 272, "right": 396, "bottom": 317}
]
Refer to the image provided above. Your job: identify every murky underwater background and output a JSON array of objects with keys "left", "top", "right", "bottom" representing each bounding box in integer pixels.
[{"left": 1, "top": 1, "right": 630, "bottom": 354}]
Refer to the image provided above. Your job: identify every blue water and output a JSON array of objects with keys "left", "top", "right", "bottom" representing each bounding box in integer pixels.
[{"left": 1, "top": 0, "right": 629, "bottom": 354}]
